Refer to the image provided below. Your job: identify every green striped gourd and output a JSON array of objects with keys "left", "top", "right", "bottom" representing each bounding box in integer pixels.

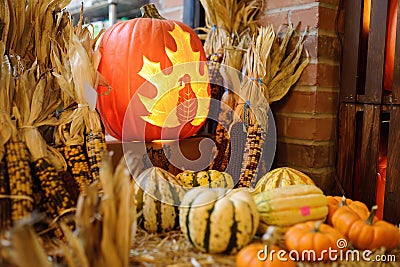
[
  {"left": 254, "top": 184, "right": 328, "bottom": 233},
  {"left": 253, "top": 167, "right": 315, "bottom": 193},
  {"left": 179, "top": 188, "right": 259, "bottom": 254},
  {"left": 176, "top": 170, "right": 234, "bottom": 188},
  {"left": 134, "top": 167, "right": 186, "bottom": 233}
]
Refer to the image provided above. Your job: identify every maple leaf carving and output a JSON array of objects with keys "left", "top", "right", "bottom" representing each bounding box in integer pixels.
[{"left": 137, "top": 23, "right": 209, "bottom": 128}]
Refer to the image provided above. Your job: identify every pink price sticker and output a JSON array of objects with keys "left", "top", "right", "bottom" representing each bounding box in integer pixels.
[{"left": 300, "top": 206, "right": 311, "bottom": 216}]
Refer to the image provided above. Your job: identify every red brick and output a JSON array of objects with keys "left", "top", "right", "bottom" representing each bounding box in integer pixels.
[
  {"left": 285, "top": 117, "right": 336, "bottom": 141},
  {"left": 275, "top": 142, "right": 335, "bottom": 168},
  {"left": 318, "top": 6, "right": 339, "bottom": 32},
  {"left": 292, "top": 63, "right": 340, "bottom": 87},
  {"left": 315, "top": 91, "right": 339, "bottom": 113},
  {"left": 265, "top": 0, "right": 316, "bottom": 10},
  {"left": 264, "top": 0, "right": 340, "bottom": 10},
  {"left": 320, "top": 0, "right": 340, "bottom": 5},
  {"left": 298, "top": 63, "right": 317, "bottom": 86},
  {"left": 318, "top": 35, "right": 341, "bottom": 61},
  {"left": 271, "top": 90, "right": 317, "bottom": 113},
  {"left": 289, "top": 6, "right": 319, "bottom": 31},
  {"left": 288, "top": 6, "right": 338, "bottom": 32},
  {"left": 163, "top": 0, "right": 183, "bottom": 9},
  {"left": 305, "top": 169, "right": 337, "bottom": 193},
  {"left": 316, "top": 64, "right": 340, "bottom": 87},
  {"left": 272, "top": 90, "right": 339, "bottom": 115},
  {"left": 258, "top": 12, "right": 289, "bottom": 31},
  {"left": 274, "top": 114, "right": 286, "bottom": 137}
]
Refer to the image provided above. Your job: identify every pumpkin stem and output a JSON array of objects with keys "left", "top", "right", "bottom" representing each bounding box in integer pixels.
[
  {"left": 313, "top": 221, "right": 322, "bottom": 232},
  {"left": 140, "top": 3, "right": 166, "bottom": 20},
  {"left": 339, "top": 195, "right": 347, "bottom": 207},
  {"left": 366, "top": 205, "right": 378, "bottom": 225}
]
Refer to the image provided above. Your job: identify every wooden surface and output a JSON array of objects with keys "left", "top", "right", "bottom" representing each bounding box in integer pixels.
[
  {"left": 354, "top": 104, "right": 380, "bottom": 208},
  {"left": 338, "top": 0, "right": 400, "bottom": 224},
  {"left": 384, "top": 105, "right": 400, "bottom": 224},
  {"left": 337, "top": 103, "right": 357, "bottom": 197},
  {"left": 392, "top": 0, "right": 400, "bottom": 104},
  {"left": 362, "top": 0, "right": 388, "bottom": 104},
  {"left": 340, "top": 0, "right": 362, "bottom": 103}
]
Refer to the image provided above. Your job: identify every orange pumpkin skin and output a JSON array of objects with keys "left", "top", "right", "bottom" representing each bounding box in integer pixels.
[
  {"left": 97, "top": 8, "right": 210, "bottom": 141},
  {"left": 346, "top": 206, "right": 400, "bottom": 250},
  {"left": 384, "top": 0, "right": 397, "bottom": 91},
  {"left": 285, "top": 221, "right": 347, "bottom": 262},
  {"left": 331, "top": 204, "right": 379, "bottom": 238},
  {"left": 326, "top": 196, "right": 369, "bottom": 225},
  {"left": 236, "top": 243, "right": 295, "bottom": 267}
]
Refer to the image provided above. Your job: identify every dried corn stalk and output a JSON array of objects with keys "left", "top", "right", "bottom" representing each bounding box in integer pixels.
[
  {"left": 52, "top": 10, "right": 107, "bottom": 185},
  {"left": 74, "top": 153, "right": 140, "bottom": 267},
  {"left": 199, "top": 0, "right": 263, "bottom": 57},
  {"left": 263, "top": 24, "right": 310, "bottom": 103},
  {"left": 233, "top": 24, "right": 309, "bottom": 187}
]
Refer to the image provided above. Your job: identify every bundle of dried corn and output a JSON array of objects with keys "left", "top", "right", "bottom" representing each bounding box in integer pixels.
[
  {"left": 263, "top": 24, "right": 310, "bottom": 103},
  {"left": 233, "top": 26, "right": 274, "bottom": 187},
  {"left": 52, "top": 8, "right": 108, "bottom": 190},
  {"left": 0, "top": 154, "right": 141, "bottom": 267},
  {"left": 234, "top": 24, "right": 309, "bottom": 187},
  {"left": 199, "top": 0, "right": 263, "bottom": 57},
  {"left": 12, "top": 63, "right": 75, "bottom": 227},
  {"left": 201, "top": 0, "right": 263, "bottom": 170},
  {"left": 0, "top": 45, "right": 15, "bottom": 230}
]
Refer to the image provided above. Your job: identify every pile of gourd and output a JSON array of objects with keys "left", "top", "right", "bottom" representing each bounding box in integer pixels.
[{"left": 133, "top": 166, "right": 400, "bottom": 265}]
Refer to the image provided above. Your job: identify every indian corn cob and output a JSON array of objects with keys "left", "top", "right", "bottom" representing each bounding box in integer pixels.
[
  {"left": 209, "top": 88, "right": 236, "bottom": 171},
  {"left": 0, "top": 157, "right": 11, "bottom": 230},
  {"left": 32, "top": 157, "right": 75, "bottom": 216},
  {"left": 60, "top": 170, "right": 80, "bottom": 203},
  {"left": 64, "top": 144, "right": 92, "bottom": 192},
  {"left": 237, "top": 123, "right": 264, "bottom": 188},
  {"left": 86, "top": 131, "right": 107, "bottom": 183},
  {"left": 225, "top": 122, "right": 247, "bottom": 183},
  {"left": 5, "top": 139, "right": 34, "bottom": 222}
]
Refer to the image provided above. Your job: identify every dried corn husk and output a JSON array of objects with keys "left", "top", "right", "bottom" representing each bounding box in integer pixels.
[
  {"left": 52, "top": 10, "right": 106, "bottom": 148},
  {"left": 264, "top": 25, "right": 310, "bottom": 103},
  {"left": 234, "top": 26, "right": 275, "bottom": 131},
  {"left": 74, "top": 153, "right": 140, "bottom": 267},
  {"left": 199, "top": 0, "right": 263, "bottom": 58},
  {"left": 13, "top": 63, "right": 65, "bottom": 171},
  {"left": 0, "top": 47, "right": 15, "bottom": 161}
]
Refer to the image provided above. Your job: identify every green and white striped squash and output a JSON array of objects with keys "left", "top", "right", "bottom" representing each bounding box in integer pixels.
[
  {"left": 134, "top": 167, "right": 186, "bottom": 233},
  {"left": 254, "top": 184, "right": 328, "bottom": 233},
  {"left": 179, "top": 188, "right": 259, "bottom": 254},
  {"left": 176, "top": 170, "right": 234, "bottom": 188}
]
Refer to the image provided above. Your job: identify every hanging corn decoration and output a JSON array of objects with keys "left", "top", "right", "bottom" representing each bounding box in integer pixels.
[
  {"left": 86, "top": 131, "right": 107, "bottom": 183},
  {"left": 237, "top": 123, "right": 264, "bottom": 187},
  {"left": 225, "top": 121, "right": 247, "bottom": 183},
  {"left": 0, "top": 157, "right": 11, "bottom": 229},
  {"left": 209, "top": 88, "right": 236, "bottom": 171},
  {"left": 5, "top": 138, "right": 34, "bottom": 222},
  {"left": 33, "top": 158, "right": 75, "bottom": 214},
  {"left": 64, "top": 144, "right": 92, "bottom": 191}
]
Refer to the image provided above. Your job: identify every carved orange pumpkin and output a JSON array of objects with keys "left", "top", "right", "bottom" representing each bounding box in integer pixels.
[
  {"left": 384, "top": 0, "right": 397, "bottom": 91},
  {"left": 97, "top": 4, "right": 210, "bottom": 141}
]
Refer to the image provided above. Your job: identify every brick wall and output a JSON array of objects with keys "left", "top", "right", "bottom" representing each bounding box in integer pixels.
[
  {"left": 150, "top": 0, "right": 184, "bottom": 21},
  {"left": 259, "top": 0, "right": 342, "bottom": 193}
]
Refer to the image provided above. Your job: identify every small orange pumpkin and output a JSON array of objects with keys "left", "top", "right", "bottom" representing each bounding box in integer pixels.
[
  {"left": 347, "top": 206, "right": 400, "bottom": 250},
  {"left": 236, "top": 243, "right": 295, "bottom": 267},
  {"left": 326, "top": 196, "right": 369, "bottom": 225},
  {"left": 331, "top": 201, "right": 378, "bottom": 238},
  {"left": 285, "top": 221, "right": 347, "bottom": 262}
]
